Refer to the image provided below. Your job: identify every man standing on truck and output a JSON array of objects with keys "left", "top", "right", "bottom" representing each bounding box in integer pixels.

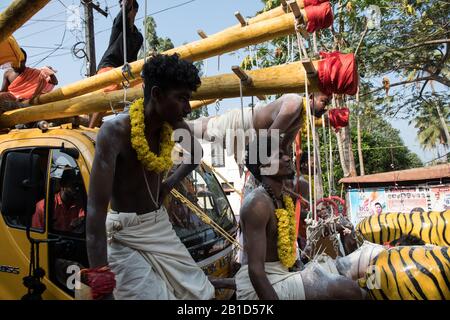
[{"left": 85, "top": 53, "right": 214, "bottom": 300}]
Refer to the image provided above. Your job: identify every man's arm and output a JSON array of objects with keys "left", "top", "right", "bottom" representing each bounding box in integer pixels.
[
  {"left": 160, "top": 120, "right": 202, "bottom": 201},
  {"left": 86, "top": 121, "right": 120, "bottom": 268},
  {"left": 267, "top": 94, "right": 303, "bottom": 152},
  {"left": 241, "top": 197, "right": 279, "bottom": 300},
  {"left": 108, "top": 0, "right": 134, "bottom": 45}
]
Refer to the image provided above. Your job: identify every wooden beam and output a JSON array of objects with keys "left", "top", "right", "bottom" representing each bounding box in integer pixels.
[
  {"left": 0, "top": 61, "right": 321, "bottom": 128},
  {"left": 31, "top": 6, "right": 310, "bottom": 106},
  {"left": 0, "top": 0, "right": 51, "bottom": 44}
]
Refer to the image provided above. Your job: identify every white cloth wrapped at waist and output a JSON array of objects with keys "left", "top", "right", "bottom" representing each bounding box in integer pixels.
[
  {"left": 106, "top": 207, "right": 215, "bottom": 300},
  {"left": 235, "top": 261, "right": 305, "bottom": 300}
]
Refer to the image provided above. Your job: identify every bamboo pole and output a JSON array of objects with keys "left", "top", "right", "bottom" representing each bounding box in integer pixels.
[
  {"left": 31, "top": 11, "right": 308, "bottom": 106},
  {"left": 0, "top": 61, "right": 321, "bottom": 128},
  {"left": 0, "top": 0, "right": 51, "bottom": 44},
  {"left": 190, "top": 99, "right": 217, "bottom": 110},
  {"left": 215, "top": 0, "right": 305, "bottom": 35}
]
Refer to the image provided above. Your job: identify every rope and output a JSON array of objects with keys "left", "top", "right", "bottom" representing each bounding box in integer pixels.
[
  {"left": 239, "top": 79, "right": 245, "bottom": 129},
  {"left": 143, "top": 0, "right": 148, "bottom": 64},
  {"left": 122, "top": 0, "right": 128, "bottom": 65},
  {"left": 170, "top": 189, "right": 242, "bottom": 250},
  {"left": 292, "top": 12, "right": 314, "bottom": 221},
  {"left": 328, "top": 115, "right": 334, "bottom": 193},
  {"left": 120, "top": 0, "right": 134, "bottom": 107},
  {"left": 322, "top": 115, "right": 331, "bottom": 197},
  {"left": 310, "top": 95, "right": 317, "bottom": 221},
  {"left": 202, "top": 162, "right": 243, "bottom": 196}
]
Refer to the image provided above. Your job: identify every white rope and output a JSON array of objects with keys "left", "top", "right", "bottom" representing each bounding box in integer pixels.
[
  {"left": 292, "top": 12, "right": 314, "bottom": 220},
  {"left": 143, "top": 0, "right": 148, "bottom": 64},
  {"left": 122, "top": 0, "right": 128, "bottom": 64},
  {"left": 304, "top": 77, "right": 313, "bottom": 221},
  {"left": 121, "top": 0, "right": 130, "bottom": 106},
  {"left": 239, "top": 79, "right": 245, "bottom": 129},
  {"left": 328, "top": 115, "right": 334, "bottom": 192},
  {"left": 311, "top": 97, "right": 317, "bottom": 221},
  {"left": 322, "top": 115, "right": 331, "bottom": 197},
  {"left": 312, "top": 31, "right": 318, "bottom": 55}
]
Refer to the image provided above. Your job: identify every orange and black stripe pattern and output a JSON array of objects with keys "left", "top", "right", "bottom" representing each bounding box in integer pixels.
[
  {"left": 364, "top": 246, "right": 450, "bottom": 300},
  {"left": 356, "top": 210, "right": 450, "bottom": 246}
]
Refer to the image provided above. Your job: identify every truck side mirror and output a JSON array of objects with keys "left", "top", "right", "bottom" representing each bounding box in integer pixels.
[{"left": 1, "top": 152, "right": 41, "bottom": 218}]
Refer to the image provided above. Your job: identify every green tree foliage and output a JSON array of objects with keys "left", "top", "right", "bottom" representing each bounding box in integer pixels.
[
  {"left": 319, "top": 111, "right": 423, "bottom": 195},
  {"left": 252, "top": 0, "right": 446, "bottom": 181},
  {"left": 138, "top": 18, "right": 207, "bottom": 120},
  {"left": 412, "top": 98, "right": 450, "bottom": 150},
  {"left": 139, "top": 16, "right": 174, "bottom": 58}
]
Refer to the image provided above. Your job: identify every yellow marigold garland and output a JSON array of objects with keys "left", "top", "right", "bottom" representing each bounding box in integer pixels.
[
  {"left": 129, "top": 98, "right": 175, "bottom": 173},
  {"left": 275, "top": 195, "right": 297, "bottom": 268}
]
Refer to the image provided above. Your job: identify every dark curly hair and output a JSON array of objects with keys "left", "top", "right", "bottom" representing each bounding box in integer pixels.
[{"left": 141, "top": 53, "right": 201, "bottom": 103}]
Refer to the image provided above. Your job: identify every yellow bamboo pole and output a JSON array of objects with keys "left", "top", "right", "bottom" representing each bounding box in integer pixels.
[
  {"left": 215, "top": 0, "right": 305, "bottom": 35},
  {"left": 0, "top": 61, "right": 320, "bottom": 128},
  {"left": 0, "top": 0, "right": 51, "bottom": 44},
  {"left": 190, "top": 99, "right": 217, "bottom": 110},
  {"left": 31, "top": 11, "right": 308, "bottom": 106}
]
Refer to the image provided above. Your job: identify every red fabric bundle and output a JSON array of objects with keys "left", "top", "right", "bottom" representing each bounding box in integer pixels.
[
  {"left": 81, "top": 266, "right": 116, "bottom": 300},
  {"left": 328, "top": 107, "right": 350, "bottom": 132},
  {"left": 303, "top": 0, "right": 328, "bottom": 8},
  {"left": 305, "top": 2, "right": 334, "bottom": 32},
  {"left": 318, "top": 51, "right": 359, "bottom": 95}
]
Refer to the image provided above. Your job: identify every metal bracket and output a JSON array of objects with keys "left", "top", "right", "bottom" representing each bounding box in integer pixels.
[
  {"left": 197, "top": 29, "right": 208, "bottom": 39},
  {"left": 232, "top": 66, "right": 253, "bottom": 86},
  {"left": 121, "top": 63, "right": 134, "bottom": 88},
  {"left": 234, "top": 11, "right": 247, "bottom": 27},
  {"left": 302, "top": 59, "right": 317, "bottom": 77},
  {"left": 287, "top": 0, "right": 309, "bottom": 38}
]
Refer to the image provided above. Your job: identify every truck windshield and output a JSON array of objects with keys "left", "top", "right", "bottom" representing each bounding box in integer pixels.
[{"left": 165, "top": 164, "right": 237, "bottom": 261}]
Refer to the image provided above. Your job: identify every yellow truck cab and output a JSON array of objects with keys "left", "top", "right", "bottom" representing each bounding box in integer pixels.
[{"left": 0, "top": 124, "right": 238, "bottom": 299}]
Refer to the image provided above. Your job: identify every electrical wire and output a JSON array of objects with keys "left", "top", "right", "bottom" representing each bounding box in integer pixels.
[{"left": 95, "top": 0, "right": 199, "bottom": 36}]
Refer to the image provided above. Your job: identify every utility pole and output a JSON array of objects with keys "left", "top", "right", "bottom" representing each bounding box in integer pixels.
[{"left": 82, "top": 0, "right": 108, "bottom": 77}]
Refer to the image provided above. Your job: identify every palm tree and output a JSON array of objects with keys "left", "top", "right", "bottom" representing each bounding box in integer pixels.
[{"left": 413, "top": 101, "right": 450, "bottom": 158}]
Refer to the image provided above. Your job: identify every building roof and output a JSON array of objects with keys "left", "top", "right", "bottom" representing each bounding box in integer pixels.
[{"left": 339, "top": 164, "right": 450, "bottom": 185}]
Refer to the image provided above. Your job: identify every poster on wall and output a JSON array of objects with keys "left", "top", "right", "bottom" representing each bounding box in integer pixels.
[
  {"left": 429, "top": 187, "right": 450, "bottom": 211},
  {"left": 385, "top": 188, "right": 429, "bottom": 212},
  {"left": 348, "top": 188, "right": 386, "bottom": 225}
]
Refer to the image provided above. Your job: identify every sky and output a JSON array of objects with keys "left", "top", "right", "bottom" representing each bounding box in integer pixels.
[{"left": 0, "top": 0, "right": 438, "bottom": 163}]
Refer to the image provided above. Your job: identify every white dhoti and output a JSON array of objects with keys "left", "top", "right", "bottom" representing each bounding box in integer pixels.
[
  {"left": 235, "top": 262, "right": 306, "bottom": 300},
  {"left": 106, "top": 207, "right": 215, "bottom": 300}
]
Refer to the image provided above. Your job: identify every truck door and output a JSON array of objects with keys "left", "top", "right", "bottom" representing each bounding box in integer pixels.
[
  {"left": 0, "top": 142, "right": 89, "bottom": 300},
  {"left": 46, "top": 149, "right": 88, "bottom": 297}
]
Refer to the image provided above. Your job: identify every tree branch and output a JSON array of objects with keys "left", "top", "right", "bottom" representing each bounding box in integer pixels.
[
  {"left": 354, "top": 19, "right": 369, "bottom": 57},
  {"left": 393, "top": 39, "right": 450, "bottom": 52},
  {"left": 361, "top": 76, "right": 435, "bottom": 97}
]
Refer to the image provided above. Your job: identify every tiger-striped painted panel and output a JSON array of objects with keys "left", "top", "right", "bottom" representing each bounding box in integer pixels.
[
  {"left": 363, "top": 246, "right": 450, "bottom": 300},
  {"left": 356, "top": 210, "right": 450, "bottom": 246}
]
